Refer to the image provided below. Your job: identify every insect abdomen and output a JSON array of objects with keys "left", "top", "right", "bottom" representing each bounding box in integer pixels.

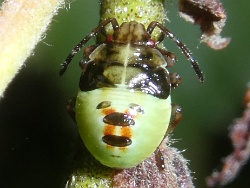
[{"left": 76, "top": 87, "right": 171, "bottom": 168}]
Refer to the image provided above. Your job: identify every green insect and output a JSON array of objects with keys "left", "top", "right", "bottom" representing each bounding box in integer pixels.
[{"left": 60, "top": 18, "right": 203, "bottom": 169}]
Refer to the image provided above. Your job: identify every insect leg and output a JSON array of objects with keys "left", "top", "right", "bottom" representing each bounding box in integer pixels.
[
  {"left": 59, "top": 18, "right": 119, "bottom": 76},
  {"left": 166, "top": 104, "right": 183, "bottom": 135},
  {"left": 79, "top": 45, "right": 99, "bottom": 70},
  {"left": 169, "top": 73, "right": 182, "bottom": 89},
  {"left": 155, "top": 147, "right": 165, "bottom": 171},
  {"left": 147, "top": 22, "right": 204, "bottom": 83},
  {"left": 156, "top": 47, "right": 177, "bottom": 67},
  {"left": 155, "top": 104, "right": 182, "bottom": 171}
]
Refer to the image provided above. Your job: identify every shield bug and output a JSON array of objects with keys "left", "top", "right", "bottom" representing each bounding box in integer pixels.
[{"left": 60, "top": 18, "right": 203, "bottom": 169}]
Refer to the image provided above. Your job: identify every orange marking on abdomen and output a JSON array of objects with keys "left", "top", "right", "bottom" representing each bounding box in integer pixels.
[
  {"left": 106, "top": 145, "right": 114, "bottom": 149},
  {"left": 119, "top": 147, "right": 128, "bottom": 151},
  {"left": 104, "top": 124, "right": 116, "bottom": 135},
  {"left": 121, "top": 127, "right": 132, "bottom": 138},
  {"left": 102, "top": 108, "right": 116, "bottom": 115}
]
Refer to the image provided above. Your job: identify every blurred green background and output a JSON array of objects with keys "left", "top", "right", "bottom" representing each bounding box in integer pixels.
[{"left": 0, "top": 0, "right": 250, "bottom": 187}]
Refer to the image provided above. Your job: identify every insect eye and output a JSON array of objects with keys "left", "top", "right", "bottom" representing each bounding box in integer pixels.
[
  {"left": 106, "top": 35, "right": 114, "bottom": 43},
  {"left": 146, "top": 38, "right": 156, "bottom": 47}
]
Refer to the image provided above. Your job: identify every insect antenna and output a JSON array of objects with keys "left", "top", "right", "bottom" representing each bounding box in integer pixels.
[
  {"left": 59, "top": 33, "right": 95, "bottom": 76},
  {"left": 59, "top": 18, "right": 119, "bottom": 76},
  {"left": 147, "top": 22, "right": 204, "bottom": 83}
]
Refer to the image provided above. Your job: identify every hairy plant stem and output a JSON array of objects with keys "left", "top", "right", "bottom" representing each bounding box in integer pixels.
[{"left": 0, "top": 0, "right": 64, "bottom": 98}]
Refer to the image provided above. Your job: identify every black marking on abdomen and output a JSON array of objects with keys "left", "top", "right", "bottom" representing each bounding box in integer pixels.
[
  {"left": 103, "top": 112, "right": 135, "bottom": 126},
  {"left": 102, "top": 135, "right": 132, "bottom": 147},
  {"left": 129, "top": 103, "right": 144, "bottom": 113},
  {"left": 96, "top": 101, "right": 111, "bottom": 109}
]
